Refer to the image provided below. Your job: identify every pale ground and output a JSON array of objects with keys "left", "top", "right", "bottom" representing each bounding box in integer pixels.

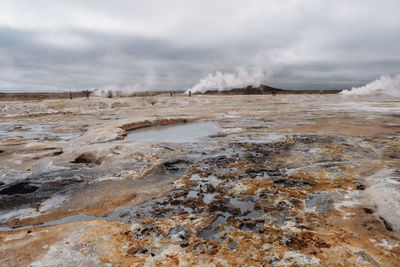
[{"left": 0, "top": 94, "right": 399, "bottom": 266}]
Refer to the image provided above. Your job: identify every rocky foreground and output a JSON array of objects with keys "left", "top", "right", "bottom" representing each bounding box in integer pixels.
[{"left": 0, "top": 94, "right": 399, "bottom": 266}]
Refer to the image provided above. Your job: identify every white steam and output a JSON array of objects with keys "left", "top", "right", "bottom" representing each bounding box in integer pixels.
[
  {"left": 92, "top": 84, "right": 144, "bottom": 97},
  {"left": 341, "top": 74, "right": 400, "bottom": 97},
  {"left": 186, "top": 67, "right": 268, "bottom": 94}
]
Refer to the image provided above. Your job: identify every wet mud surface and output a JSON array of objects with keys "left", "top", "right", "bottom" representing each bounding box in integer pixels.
[{"left": 0, "top": 95, "right": 400, "bottom": 266}]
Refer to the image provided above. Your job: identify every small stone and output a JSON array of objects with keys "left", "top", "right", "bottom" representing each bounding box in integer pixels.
[
  {"left": 356, "top": 184, "right": 366, "bottom": 190},
  {"left": 379, "top": 216, "right": 393, "bottom": 231},
  {"left": 180, "top": 242, "right": 189, "bottom": 248},
  {"left": 169, "top": 226, "right": 187, "bottom": 240},
  {"left": 363, "top": 208, "right": 374, "bottom": 214}
]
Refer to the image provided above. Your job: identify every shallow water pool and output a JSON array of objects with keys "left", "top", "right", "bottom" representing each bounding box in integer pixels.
[{"left": 124, "top": 121, "right": 220, "bottom": 143}]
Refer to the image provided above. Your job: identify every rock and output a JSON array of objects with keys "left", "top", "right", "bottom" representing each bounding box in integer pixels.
[
  {"left": 180, "top": 242, "right": 189, "bottom": 248},
  {"left": 356, "top": 184, "right": 366, "bottom": 190},
  {"left": 0, "top": 182, "right": 38, "bottom": 195},
  {"left": 152, "top": 207, "right": 174, "bottom": 217},
  {"left": 245, "top": 167, "right": 269, "bottom": 178},
  {"left": 208, "top": 199, "right": 241, "bottom": 216},
  {"left": 134, "top": 225, "right": 157, "bottom": 240},
  {"left": 52, "top": 150, "right": 63, "bottom": 156},
  {"left": 172, "top": 190, "right": 187, "bottom": 199},
  {"left": 363, "top": 208, "right": 375, "bottom": 214},
  {"left": 163, "top": 159, "right": 190, "bottom": 172},
  {"left": 169, "top": 226, "right": 187, "bottom": 240},
  {"left": 127, "top": 245, "right": 148, "bottom": 255},
  {"left": 379, "top": 216, "right": 393, "bottom": 231},
  {"left": 204, "top": 184, "right": 216, "bottom": 193},
  {"left": 71, "top": 152, "right": 105, "bottom": 165}
]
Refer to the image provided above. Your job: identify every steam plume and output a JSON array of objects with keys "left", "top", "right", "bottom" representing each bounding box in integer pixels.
[
  {"left": 92, "top": 84, "right": 143, "bottom": 98},
  {"left": 341, "top": 74, "right": 400, "bottom": 97},
  {"left": 186, "top": 67, "right": 267, "bottom": 94}
]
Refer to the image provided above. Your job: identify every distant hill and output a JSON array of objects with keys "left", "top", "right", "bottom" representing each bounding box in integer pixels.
[
  {"left": 0, "top": 90, "right": 182, "bottom": 101},
  {"left": 0, "top": 91, "right": 90, "bottom": 101},
  {"left": 200, "top": 85, "right": 341, "bottom": 95}
]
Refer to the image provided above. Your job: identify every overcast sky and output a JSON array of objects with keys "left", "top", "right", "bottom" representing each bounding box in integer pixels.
[{"left": 1, "top": 0, "right": 400, "bottom": 92}]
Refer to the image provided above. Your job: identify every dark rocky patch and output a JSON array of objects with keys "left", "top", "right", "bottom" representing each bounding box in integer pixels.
[
  {"left": 283, "top": 232, "right": 330, "bottom": 250},
  {"left": 169, "top": 225, "right": 188, "bottom": 240},
  {"left": 71, "top": 152, "right": 105, "bottom": 165},
  {"left": 356, "top": 184, "right": 366, "bottom": 190},
  {"left": 363, "top": 208, "right": 375, "bottom": 214},
  {"left": 239, "top": 220, "right": 264, "bottom": 233},
  {"left": 379, "top": 216, "right": 393, "bottom": 231},
  {"left": 0, "top": 170, "right": 87, "bottom": 212},
  {"left": 203, "top": 184, "right": 215, "bottom": 193},
  {"left": 245, "top": 168, "right": 270, "bottom": 178},
  {"left": 273, "top": 177, "right": 313, "bottom": 187},
  {"left": 127, "top": 245, "right": 149, "bottom": 255},
  {"left": 0, "top": 182, "right": 38, "bottom": 195},
  {"left": 180, "top": 242, "right": 189, "bottom": 248},
  {"left": 52, "top": 150, "right": 63, "bottom": 156},
  {"left": 134, "top": 225, "right": 159, "bottom": 240},
  {"left": 163, "top": 159, "right": 190, "bottom": 172},
  {"left": 208, "top": 197, "right": 241, "bottom": 216}
]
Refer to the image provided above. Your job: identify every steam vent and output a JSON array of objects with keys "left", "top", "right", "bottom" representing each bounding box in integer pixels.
[{"left": 1, "top": 93, "right": 400, "bottom": 266}]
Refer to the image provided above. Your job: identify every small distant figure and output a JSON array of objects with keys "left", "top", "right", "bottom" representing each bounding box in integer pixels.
[
  {"left": 170, "top": 92, "right": 173, "bottom": 97},
  {"left": 69, "top": 91, "right": 72, "bottom": 100},
  {"left": 272, "top": 89, "right": 276, "bottom": 96},
  {"left": 188, "top": 91, "right": 192, "bottom": 97},
  {"left": 320, "top": 89, "right": 324, "bottom": 95},
  {"left": 86, "top": 90, "right": 90, "bottom": 99}
]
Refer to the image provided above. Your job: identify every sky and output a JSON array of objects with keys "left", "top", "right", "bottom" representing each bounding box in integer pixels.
[{"left": 0, "top": 0, "right": 400, "bottom": 92}]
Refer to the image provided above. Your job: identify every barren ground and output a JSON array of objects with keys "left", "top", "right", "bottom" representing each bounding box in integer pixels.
[{"left": 0, "top": 94, "right": 399, "bottom": 266}]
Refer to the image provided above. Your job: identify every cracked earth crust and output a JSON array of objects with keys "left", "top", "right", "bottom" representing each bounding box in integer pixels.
[{"left": 0, "top": 94, "right": 400, "bottom": 266}]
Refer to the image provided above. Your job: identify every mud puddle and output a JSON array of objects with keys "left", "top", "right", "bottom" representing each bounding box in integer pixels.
[{"left": 123, "top": 121, "right": 220, "bottom": 142}]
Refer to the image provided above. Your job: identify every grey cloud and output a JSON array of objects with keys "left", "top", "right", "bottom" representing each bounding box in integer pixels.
[{"left": 0, "top": 0, "right": 400, "bottom": 92}]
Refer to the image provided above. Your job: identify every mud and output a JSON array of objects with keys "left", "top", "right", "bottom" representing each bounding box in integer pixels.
[{"left": 0, "top": 94, "right": 400, "bottom": 266}]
